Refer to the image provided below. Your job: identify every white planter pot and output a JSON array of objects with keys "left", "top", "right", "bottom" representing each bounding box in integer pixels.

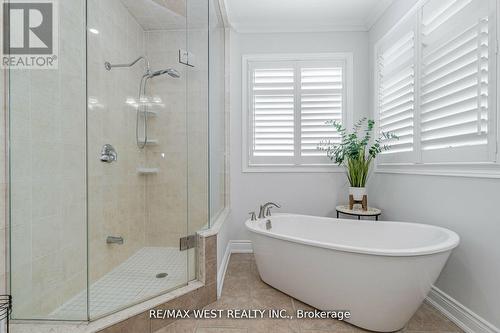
[{"left": 349, "top": 187, "right": 367, "bottom": 201}]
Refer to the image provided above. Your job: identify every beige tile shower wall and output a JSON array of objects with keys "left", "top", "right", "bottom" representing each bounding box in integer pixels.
[
  {"left": 87, "top": 0, "right": 148, "bottom": 283},
  {"left": 144, "top": 30, "right": 188, "bottom": 247},
  {"left": 143, "top": 25, "right": 210, "bottom": 246},
  {"left": 8, "top": 0, "right": 87, "bottom": 318}
]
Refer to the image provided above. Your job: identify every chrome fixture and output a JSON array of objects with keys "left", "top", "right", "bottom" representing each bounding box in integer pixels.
[
  {"left": 136, "top": 67, "right": 180, "bottom": 149},
  {"left": 258, "top": 202, "right": 281, "bottom": 219},
  {"left": 104, "top": 56, "right": 151, "bottom": 74},
  {"left": 104, "top": 55, "right": 181, "bottom": 149},
  {"left": 266, "top": 220, "right": 272, "bottom": 230},
  {"left": 100, "top": 144, "right": 117, "bottom": 163},
  {"left": 248, "top": 212, "right": 257, "bottom": 221},
  {"left": 266, "top": 206, "right": 275, "bottom": 216},
  {"left": 179, "top": 234, "right": 196, "bottom": 251},
  {"left": 148, "top": 68, "right": 180, "bottom": 79},
  {"left": 106, "top": 236, "right": 124, "bottom": 245}
]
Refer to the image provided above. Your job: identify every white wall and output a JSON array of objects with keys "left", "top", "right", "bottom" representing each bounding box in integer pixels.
[
  {"left": 228, "top": 30, "right": 369, "bottom": 242},
  {"left": 368, "top": 0, "right": 500, "bottom": 328}
]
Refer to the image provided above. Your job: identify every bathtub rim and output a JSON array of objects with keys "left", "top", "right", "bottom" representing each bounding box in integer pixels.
[{"left": 245, "top": 213, "right": 460, "bottom": 257}]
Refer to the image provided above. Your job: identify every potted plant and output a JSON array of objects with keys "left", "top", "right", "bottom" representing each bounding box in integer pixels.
[{"left": 318, "top": 118, "right": 398, "bottom": 209}]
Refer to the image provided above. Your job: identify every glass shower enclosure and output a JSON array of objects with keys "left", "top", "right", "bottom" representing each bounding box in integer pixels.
[{"left": 7, "top": 0, "right": 225, "bottom": 321}]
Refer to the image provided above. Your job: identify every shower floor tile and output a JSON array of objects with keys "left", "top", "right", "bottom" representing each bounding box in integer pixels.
[{"left": 50, "top": 247, "right": 188, "bottom": 319}]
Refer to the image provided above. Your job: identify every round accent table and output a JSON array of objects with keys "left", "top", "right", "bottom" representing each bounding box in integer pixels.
[{"left": 336, "top": 205, "right": 382, "bottom": 221}]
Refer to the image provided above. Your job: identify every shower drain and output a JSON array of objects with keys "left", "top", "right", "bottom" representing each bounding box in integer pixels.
[{"left": 156, "top": 273, "right": 168, "bottom": 279}]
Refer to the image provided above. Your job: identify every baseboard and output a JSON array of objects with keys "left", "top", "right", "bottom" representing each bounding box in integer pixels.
[
  {"left": 426, "top": 287, "right": 500, "bottom": 333},
  {"left": 229, "top": 240, "right": 253, "bottom": 253},
  {"left": 216, "top": 240, "right": 253, "bottom": 298},
  {"left": 217, "top": 240, "right": 231, "bottom": 298}
]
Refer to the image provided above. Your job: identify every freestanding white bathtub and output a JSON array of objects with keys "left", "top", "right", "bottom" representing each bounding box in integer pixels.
[{"left": 245, "top": 214, "right": 459, "bottom": 332}]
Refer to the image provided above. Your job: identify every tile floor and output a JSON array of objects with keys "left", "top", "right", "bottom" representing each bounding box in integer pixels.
[
  {"left": 51, "top": 247, "right": 188, "bottom": 319},
  {"left": 156, "top": 253, "right": 463, "bottom": 333}
]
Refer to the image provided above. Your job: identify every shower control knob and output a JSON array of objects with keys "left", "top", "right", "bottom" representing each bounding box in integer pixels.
[{"left": 100, "top": 144, "right": 118, "bottom": 163}]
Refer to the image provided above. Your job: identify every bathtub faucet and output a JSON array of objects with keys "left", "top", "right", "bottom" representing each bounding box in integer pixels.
[{"left": 258, "top": 202, "right": 281, "bottom": 219}]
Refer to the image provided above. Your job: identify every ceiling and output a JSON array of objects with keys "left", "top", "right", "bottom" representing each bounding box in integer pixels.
[
  {"left": 120, "top": 0, "right": 210, "bottom": 31},
  {"left": 223, "top": 0, "right": 395, "bottom": 32},
  {"left": 121, "top": 0, "right": 185, "bottom": 30}
]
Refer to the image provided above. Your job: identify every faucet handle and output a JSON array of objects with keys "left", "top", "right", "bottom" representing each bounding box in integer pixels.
[
  {"left": 265, "top": 206, "right": 273, "bottom": 216},
  {"left": 259, "top": 202, "right": 281, "bottom": 218},
  {"left": 248, "top": 212, "right": 257, "bottom": 221},
  {"left": 258, "top": 205, "right": 265, "bottom": 219}
]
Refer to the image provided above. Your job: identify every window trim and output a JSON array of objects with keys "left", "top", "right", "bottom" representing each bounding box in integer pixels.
[
  {"left": 373, "top": 0, "right": 500, "bottom": 178},
  {"left": 242, "top": 53, "right": 354, "bottom": 173}
]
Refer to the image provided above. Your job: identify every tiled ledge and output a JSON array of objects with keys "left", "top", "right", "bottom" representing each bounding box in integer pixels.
[
  {"left": 11, "top": 235, "right": 218, "bottom": 333},
  {"left": 198, "top": 207, "right": 230, "bottom": 238}
]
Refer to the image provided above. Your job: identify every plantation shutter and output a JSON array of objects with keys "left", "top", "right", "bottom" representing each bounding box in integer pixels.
[
  {"left": 299, "top": 62, "right": 345, "bottom": 161},
  {"left": 420, "top": 0, "right": 493, "bottom": 162},
  {"left": 247, "top": 58, "right": 348, "bottom": 167},
  {"left": 376, "top": 18, "right": 417, "bottom": 163},
  {"left": 249, "top": 62, "right": 295, "bottom": 164}
]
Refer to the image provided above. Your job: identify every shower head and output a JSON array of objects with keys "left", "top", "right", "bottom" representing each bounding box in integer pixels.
[{"left": 149, "top": 68, "right": 181, "bottom": 79}]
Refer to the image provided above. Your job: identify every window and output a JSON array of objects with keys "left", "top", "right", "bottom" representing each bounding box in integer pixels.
[
  {"left": 375, "top": 0, "right": 498, "bottom": 172},
  {"left": 243, "top": 54, "right": 353, "bottom": 172}
]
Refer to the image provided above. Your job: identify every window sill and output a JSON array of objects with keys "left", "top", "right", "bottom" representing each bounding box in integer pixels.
[
  {"left": 243, "top": 164, "right": 345, "bottom": 173},
  {"left": 375, "top": 163, "right": 500, "bottom": 179}
]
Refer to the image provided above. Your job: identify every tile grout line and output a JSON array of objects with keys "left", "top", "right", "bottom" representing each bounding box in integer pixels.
[{"left": 52, "top": 247, "right": 187, "bottom": 319}]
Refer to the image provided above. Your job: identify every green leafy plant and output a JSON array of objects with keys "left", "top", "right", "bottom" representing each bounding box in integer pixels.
[{"left": 318, "top": 118, "right": 398, "bottom": 187}]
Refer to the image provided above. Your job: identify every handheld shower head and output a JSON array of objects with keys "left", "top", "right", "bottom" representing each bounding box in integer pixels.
[
  {"left": 166, "top": 68, "right": 181, "bottom": 78},
  {"left": 149, "top": 68, "right": 181, "bottom": 78}
]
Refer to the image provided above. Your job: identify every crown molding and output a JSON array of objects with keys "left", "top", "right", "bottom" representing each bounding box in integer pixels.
[
  {"left": 221, "top": 0, "right": 396, "bottom": 34},
  {"left": 364, "top": 0, "right": 395, "bottom": 30},
  {"left": 230, "top": 21, "right": 368, "bottom": 33}
]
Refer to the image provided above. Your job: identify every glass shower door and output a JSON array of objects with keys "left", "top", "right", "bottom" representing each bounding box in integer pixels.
[
  {"left": 8, "top": 0, "right": 88, "bottom": 321},
  {"left": 86, "top": 0, "right": 190, "bottom": 319}
]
